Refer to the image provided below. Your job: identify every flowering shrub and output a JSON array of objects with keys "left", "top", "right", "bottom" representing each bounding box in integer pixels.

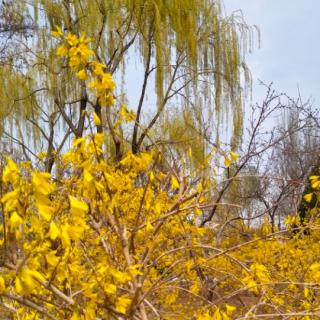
[{"left": 1, "top": 30, "right": 320, "bottom": 320}]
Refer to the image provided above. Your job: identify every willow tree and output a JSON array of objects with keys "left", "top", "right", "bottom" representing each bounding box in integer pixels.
[{"left": 0, "top": 0, "right": 255, "bottom": 169}]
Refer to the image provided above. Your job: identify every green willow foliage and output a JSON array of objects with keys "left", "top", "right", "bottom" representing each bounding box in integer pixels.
[{"left": 0, "top": 0, "right": 256, "bottom": 162}]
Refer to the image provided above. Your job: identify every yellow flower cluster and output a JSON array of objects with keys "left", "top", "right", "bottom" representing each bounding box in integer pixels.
[
  {"left": 0, "top": 133, "right": 212, "bottom": 319},
  {"left": 52, "top": 26, "right": 115, "bottom": 107},
  {"left": 3, "top": 143, "right": 320, "bottom": 319}
]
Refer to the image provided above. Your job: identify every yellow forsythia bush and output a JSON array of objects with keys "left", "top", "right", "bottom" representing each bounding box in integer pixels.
[{"left": 1, "top": 29, "right": 320, "bottom": 320}]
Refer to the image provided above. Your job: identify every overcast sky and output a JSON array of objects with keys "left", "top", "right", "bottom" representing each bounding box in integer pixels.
[{"left": 224, "top": 0, "right": 320, "bottom": 107}]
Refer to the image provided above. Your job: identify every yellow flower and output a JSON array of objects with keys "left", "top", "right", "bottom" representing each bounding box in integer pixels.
[
  {"left": 69, "top": 55, "right": 81, "bottom": 69},
  {"left": 91, "top": 61, "right": 107, "bottom": 76},
  {"left": 66, "top": 33, "right": 79, "bottom": 46},
  {"left": 46, "top": 251, "right": 60, "bottom": 267},
  {"left": 105, "top": 93, "right": 115, "bottom": 106},
  {"left": 32, "top": 171, "right": 54, "bottom": 195},
  {"left": 70, "top": 312, "right": 81, "bottom": 320},
  {"left": 2, "top": 158, "right": 20, "bottom": 183},
  {"left": 171, "top": 175, "right": 180, "bottom": 189},
  {"left": 79, "top": 32, "right": 91, "bottom": 44},
  {"left": 16, "top": 267, "right": 44, "bottom": 294},
  {"left": 51, "top": 25, "right": 63, "bottom": 37},
  {"left": 104, "top": 283, "right": 117, "bottom": 295},
  {"left": 69, "top": 195, "right": 89, "bottom": 213},
  {"left": 60, "top": 225, "right": 71, "bottom": 248},
  {"left": 48, "top": 221, "right": 60, "bottom": 241},
  {"left": 224, "top": 156, "right": 232, "bottom": 168},
  {"left": 36, "top": 204, "right": 55, "bottom": 221},
  {"left": 101, "top": 72, "right": 116, "bottom": 91},
  {"left": 9, "top": 212, "right": 23, "bottom": 229},
  {"left": 304, "top": 193, "right": 313, "bottom": 203},
  {"left": 225, "top": 304, "right": 236, "bottom": 316},
  {"left": 15, "top": 277, "right": 24, "bottom": 294},
  {"left": 119, "top": 104, "right": 136, "bottom": 122},
  {"left": 230, "top": 151, "right": 239, "bottom": 161},
  {"left": 77, "top": 69, "right": 88, "bottom": 80},
  {"left": 115, "top": 296, "right": 131, "bottom": 314},
  {"left": 0, "top": 276, "right": 5, "bottom": 293},
  {"left": 93, "top": 112, "right": 101, "bottom": 126},
  {"left": 57, "top": 44, "right": 68, "bottom": 57}
]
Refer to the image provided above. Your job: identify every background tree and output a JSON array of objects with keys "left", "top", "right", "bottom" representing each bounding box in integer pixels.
[
  {"left": 0, "top": 0, "right": 255, "bottom": 169},
  {"left": 0, "top": 1, "right": 36, "bottom": 157},
  {"left": 264, "top": 97, "right": 320, "bottom": 226}
]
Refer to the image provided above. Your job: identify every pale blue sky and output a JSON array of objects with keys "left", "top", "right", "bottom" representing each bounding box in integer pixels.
[{"left": 224, "top": 0, "right": 320, "bottom": 106}]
